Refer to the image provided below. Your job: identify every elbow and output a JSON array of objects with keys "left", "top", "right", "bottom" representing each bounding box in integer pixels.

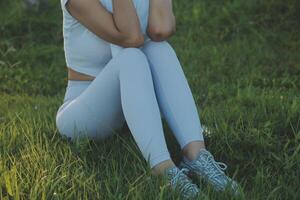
[
  {"left": 122, "top": 32, "right": 145, "bottom": 48},
  {"left": 147, "top": 20, "right": 176, "bottom": 41}
]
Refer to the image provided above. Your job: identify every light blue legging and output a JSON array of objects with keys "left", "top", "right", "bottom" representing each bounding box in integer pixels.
[{"left": 55, "top": 40, "right": 204, "bottom": 168}]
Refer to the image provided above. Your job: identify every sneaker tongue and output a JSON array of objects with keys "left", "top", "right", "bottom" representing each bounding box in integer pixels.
[{"left": 197, "top": 149, "right": 212, "bottom": 160}]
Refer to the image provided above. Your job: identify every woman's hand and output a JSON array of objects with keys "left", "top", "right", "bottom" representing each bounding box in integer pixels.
[
  {"left": 66, "top": 0, "right": 144, "bottom": 47},
  {"left": 147, "top": 0, "right": 176, "bottom": 41}
]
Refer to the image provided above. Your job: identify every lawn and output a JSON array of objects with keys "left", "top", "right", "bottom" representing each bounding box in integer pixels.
[{"left": 0, "top": 0, "right": 299, "bottom": 199}]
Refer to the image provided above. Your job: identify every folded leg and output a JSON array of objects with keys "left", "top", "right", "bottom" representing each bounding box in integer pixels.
[{"left": 56, "top": 48, "right": 171, "bottom": 168}]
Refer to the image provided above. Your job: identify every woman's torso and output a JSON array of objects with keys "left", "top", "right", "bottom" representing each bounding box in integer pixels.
[
  {"left": 62, "top": 0, "right": 149, "bottom": 81},
  {"left": 61, "top": 0, "right": 112, "bottom": 81}
]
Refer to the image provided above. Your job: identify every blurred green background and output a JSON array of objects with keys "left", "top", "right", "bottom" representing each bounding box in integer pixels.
[{"left": 0, "top": 0, "right": 299, "bottom": 199}]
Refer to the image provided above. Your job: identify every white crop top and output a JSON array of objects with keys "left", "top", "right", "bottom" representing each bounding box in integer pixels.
[
  {"left": 61, "top": 0, "right": 112, "bottom": 77},
  {"left": 60, "top": 0, "right": 149, "bottom": 77}
]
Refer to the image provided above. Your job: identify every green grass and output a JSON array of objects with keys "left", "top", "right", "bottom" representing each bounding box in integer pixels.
[{"left": 1, "top": 0, "right": 300, "bottom": 199}]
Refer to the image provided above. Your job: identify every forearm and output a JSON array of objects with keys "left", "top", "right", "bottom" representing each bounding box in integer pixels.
[
  {"left": 147, "top": 0, "right": 176, "bottom": 41},
  {"left": 112, "top": 0, "right": 144, "bottom": 46},
  {"left": 66, "top": 0, "right": 144, "bottom": 47}
]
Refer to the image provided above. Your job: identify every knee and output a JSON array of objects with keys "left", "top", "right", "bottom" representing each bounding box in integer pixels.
[
  {"left": 56, "top": 111, "right": 73, "bottom": 139},
  {"left": 118, "top": 48, "right": 151, "bottom": 73},
  {"left": 145, "top": 40, "right": 167, "bottom": 49},
  {"left": 143, "top": 41, "right": 174, "bottom": 55},
  {"left": 118, "top": 48, "right": 147, "bottom": 63},
  {"left": 55, "top": 102, "right": 96, "bottom": 140}
]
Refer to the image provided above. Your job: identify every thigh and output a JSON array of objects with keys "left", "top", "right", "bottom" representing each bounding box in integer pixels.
[
  {"left": 56, "top": 59, "right": 126, "bottom": 141},
  {"left": 56, "top": 48, "right": 149, "bottom": 140}
]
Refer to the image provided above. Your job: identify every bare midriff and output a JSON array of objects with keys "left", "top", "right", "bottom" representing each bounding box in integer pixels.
[{"left": 68, "top": 67, "right": 95, "bottom": 81}]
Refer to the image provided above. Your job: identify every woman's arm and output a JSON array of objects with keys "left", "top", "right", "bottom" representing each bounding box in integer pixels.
[
  {"left": 66, "top": 0, "right": 144, "bottom": 47},
  {"left": 147, "top": 0, "right": 176, "bottom": 41}
]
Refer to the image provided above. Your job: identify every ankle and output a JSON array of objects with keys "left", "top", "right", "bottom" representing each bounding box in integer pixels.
[
  {"left": 182, "top": 141, "right": 205, "bottom": 161},
  {"left": 151, "top": 159, "right": 176, "bottom": 176}
]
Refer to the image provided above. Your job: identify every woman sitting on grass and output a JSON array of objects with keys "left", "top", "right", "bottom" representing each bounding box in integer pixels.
[{"left": 55, "top": 0, "right": 240, "bottom": 198}]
